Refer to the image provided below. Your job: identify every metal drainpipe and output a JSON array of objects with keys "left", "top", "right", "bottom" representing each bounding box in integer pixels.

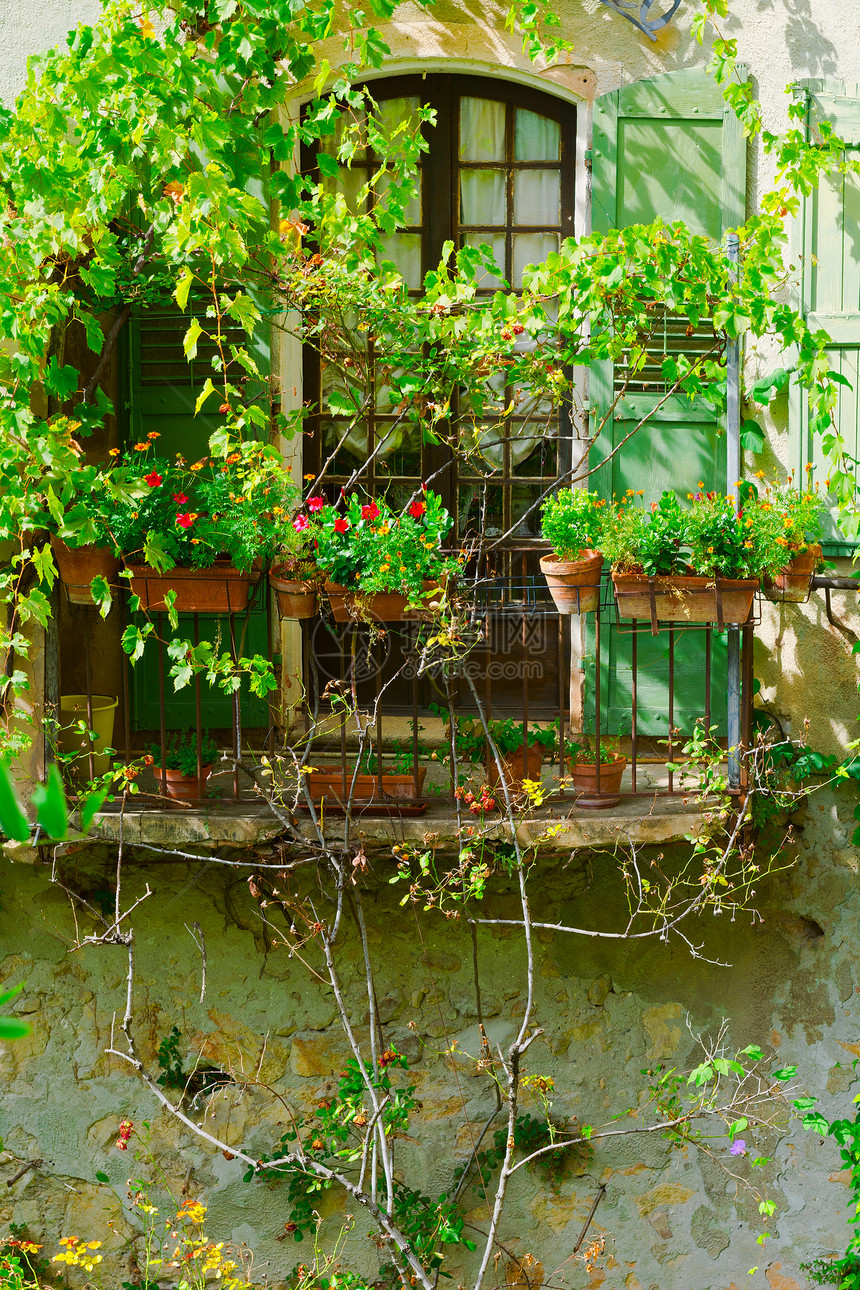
[{"left": 726, "top": 232, "right": 741, "bottom": 789}]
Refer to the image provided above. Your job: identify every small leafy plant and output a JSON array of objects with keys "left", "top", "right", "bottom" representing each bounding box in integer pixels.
[
  {"left": 487, "top": 719, "right": 556, "bottom": 757},
  {"left": 149, "top": 731, "right": 218, "bottom": 776},
  {"left": 565, "top": 739, "right": 622, "bottom": 765},
  {"left": 540, "top": 488, "right": 606, "bottom": 561}
]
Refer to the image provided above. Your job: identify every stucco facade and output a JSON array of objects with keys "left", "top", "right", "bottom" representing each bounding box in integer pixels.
[{"left": 3, "top": 3, "right": 860, "bottom": 1290}]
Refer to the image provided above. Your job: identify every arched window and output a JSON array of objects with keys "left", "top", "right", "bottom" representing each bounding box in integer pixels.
[{"left": 303, "top": 74, "right": 578, "bottom": 551}]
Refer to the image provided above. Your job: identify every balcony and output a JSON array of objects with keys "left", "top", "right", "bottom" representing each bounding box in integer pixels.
[{"left": 52, "top": 552, "right": 757, "bottom": 849}]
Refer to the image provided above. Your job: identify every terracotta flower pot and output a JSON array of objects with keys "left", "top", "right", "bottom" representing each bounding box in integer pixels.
[
  {"left": 487, "top": 741, "right": 544, "bottom": 792},
  {"left": 159, "top": 764, "right": 213, "bottom": 801},
  {"left": 269, "top": 564, "right": 319, "bottom": 619},
  {"left": 325, "top": 582, "right": 440, "bottom": 623},
  {"left": 305, "top": 767, "right": 427, "bottom": 803},
  {"left": 126, "top": 563, "right": 253, "bottom": 613},
  {"left": 540, "top": 550, "right": 603, "bottom": 614},
  {"left": 569, "top": 754, "right": 627, "bottom": 809},
  {"left": 611, "top": 571, "right": 758, "bottom": 627},
  {"left": 763, "top": 543, "right": 822, "bottom": 603},
  {"left": 51, "top": 536, "right": 120, "bottom": 606}
]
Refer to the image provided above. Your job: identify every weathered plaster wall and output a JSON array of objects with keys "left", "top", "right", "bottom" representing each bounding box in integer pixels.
[
  {"left": 2, "top": 790, "right": 860, "bottom": 1290},
  {"left": 3, "top": 3, "right": 860, "bottom": 1287}
]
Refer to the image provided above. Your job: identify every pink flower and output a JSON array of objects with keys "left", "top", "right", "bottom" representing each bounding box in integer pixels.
[
  {"left": 172, "top": 492, "right": 188, "bottom": 504},
  {"left": 307, "top": 496, "right": 325, "bottom": 512},
  {"left": 334, "top": 517, "right": 350, "bottom": 534},
  {"left": 730, "top": 1139, "right": 746, "bottom": 1156},
  {"left": 144, "top": 471, "right": 163, "bottom": 487},
  {"left": 293, "top": 514, "right": 309, "bottom": 531},
  {"left": 408, "top": 499, "right": 426, "bottom": 519},
  {"left": 176, "top": 512, "right": 195, "bottom": 529},
  {"left": 361, "top": 502, "right": 380, "bottom": 521}
]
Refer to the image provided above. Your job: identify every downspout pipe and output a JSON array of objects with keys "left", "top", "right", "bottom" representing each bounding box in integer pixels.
[{"left": 726, "top": 232, "right": 742, "bottom": 790}]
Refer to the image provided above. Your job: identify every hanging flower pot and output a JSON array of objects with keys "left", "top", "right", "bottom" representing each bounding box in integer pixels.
[
  {"left": 539, "top": 550, "right": 603, "bottom": 614},
  {"left": 763, "top": 544, "right": 822, "bottom": 603},
  {"left": 269, "top": 564, "right": 320, "bottom": 619},
  {"left": 568, "top": 753, "right": 627, "bottom": 809},
  {"left": 51, "top": 536, "right": 120, "bottom": 606},
  {"left": 612, "top": 572, "right": 758, "bottom": 626},
  {"left": 325, "top": 582, "right": 440, "bottom": 624},
  {"left": 125, "top": 562, "right": 254, "bottom": 613}
]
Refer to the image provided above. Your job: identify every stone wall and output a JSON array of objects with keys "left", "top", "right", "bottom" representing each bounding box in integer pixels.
[{"left": 2, "top": 779, "right": 859, "bottom": 1290}]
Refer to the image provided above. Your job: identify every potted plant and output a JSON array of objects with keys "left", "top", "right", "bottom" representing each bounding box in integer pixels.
[
  {"left": 38, "top": 450, "right": 137, "bottom": 606},
  {"left": 269, "top": 513, "right": 322, "bottom": 619},
  {"left": 757, "top": 476, "right": 825, "bottom": 603},
  {"left": 304, "top": 740, "right": 428, "bottom": 803},
  {"left": 484, "top": 719, "right": 556, "bottom": 793},
  {"left": 539, "top": 488, "right": 606, "bottom": 613},
  {"left": 150, "top": 731, "right": 219, "bottom": 801},
  {"left": 604, "top": 489, "right": 784, "bottom": 626},
  {"left": 565, "top": 739, "right": 627, "bottom": 809},
  {"left": 109, "top": 439, "right": 299, "bottom": 613},
  {"left": 307, "top": 489, "right": 458, "bottom": 622}
]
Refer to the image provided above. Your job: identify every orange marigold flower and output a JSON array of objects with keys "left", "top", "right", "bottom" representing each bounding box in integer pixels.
[{"left": 108, "top": 447, "right": 120, "bottom": 457}]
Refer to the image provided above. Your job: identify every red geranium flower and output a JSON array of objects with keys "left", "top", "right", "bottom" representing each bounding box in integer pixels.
[
  {"left": 334, "top": 517, "right": 350, "bottom": 534},
  {"left": 408, "top": 499, "right": 426, "bottom": 519},
  {"left": 293, "top": 514, "right": 309, "bottom": 532},
  {"left": 172, "top": 492, "right": 188, "bottom": 504},
  {"left": 176, "top": 512, "right": 196, "bottom": 529},
  {"left": 144, "top": 471, "right": 163, "bottom": 488},
  {"left": 361, "top": 502, "right": 380, "bottom": 521},
  {"left": 307, "top": 496, "right": 325, "bottom": 512}
]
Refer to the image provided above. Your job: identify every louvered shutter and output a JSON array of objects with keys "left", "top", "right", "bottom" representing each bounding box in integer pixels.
[
  {"left": 126, "top": 301, "right": 272, "bottom": 731},
  {"left": 792, "top": 79, "right": 860, "bottom": 554},
  {"left": 588, "top": 68, "right": 747, "bottom": 736}
]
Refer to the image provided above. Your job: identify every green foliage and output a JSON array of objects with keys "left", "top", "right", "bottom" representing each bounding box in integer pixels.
[
  {"left": 0, "top": 984, "right": 31, "bottom": 1042},
  {"left": 310, "top": 491, "right": 456, "bottom": 598},
  {"left": 565, "top": 740, "right": 620, "bottom": 766},
  {"left": 149, "top": 731, "right": 218, "bottom": 776},
  {"left": 106, "top": 443, "right": 299, "bottom": 573},
  {"left": 540, "top": 489, "right": 606, "bottom": 561},
  {"left": 600, "top": 488, "right": 798, "bottom": 580},
  {"left": 798, "top": 1088, "right": 860, "bottom": 1288}
]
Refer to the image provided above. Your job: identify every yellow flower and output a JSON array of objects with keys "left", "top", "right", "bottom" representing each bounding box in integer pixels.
[
  {"left": 272, "top": 506, "right": 284, "bottom": 515},
  {"left": 304, "top": 473, "right": 315, "bottom": 481},
  {"left": 108, "top": 447, "right": 120, "bottom": 457},
  {"left": 147, "top": 430, "right": 160, "bottom": 440},
  {"left": 133, "top": 442, "right": 148, "bottom": 451}
]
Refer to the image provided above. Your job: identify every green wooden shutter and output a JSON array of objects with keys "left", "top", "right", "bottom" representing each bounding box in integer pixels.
[
  {"left": 792, "top": 79, "right": 860, "bottom": 554},
  {"left": 588, "top": 68, "right": 747, "bottom": 736},
  {"left": 126, "top": 300, "right": 272, "bottom": 732}
]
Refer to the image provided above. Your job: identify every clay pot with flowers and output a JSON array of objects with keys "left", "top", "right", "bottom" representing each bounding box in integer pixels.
[
  {"left": 539, "top": 488, "right": 606, "bottom": 614},
  {"left": 756, "top": 476, "right": 825, "bottom": 603},
  {"left": 269, "top": 499, "right": 324, "bottom": 619},
  {"left": 603, "top": 489, "right": 786, "bottom": 628},
  {"left": 302, "top": 489, "right": 458, "bottom": 623},
  {"left": 150, "top": 730, "right": 218, "bottom": 801},
  {"left": 107, "top": 440, "right": 299, "bottom": 613}
]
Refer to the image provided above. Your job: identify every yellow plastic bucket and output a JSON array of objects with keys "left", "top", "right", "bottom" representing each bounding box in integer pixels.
[{"left": 58, "top": 695, "right": 118, "bottom": 778}]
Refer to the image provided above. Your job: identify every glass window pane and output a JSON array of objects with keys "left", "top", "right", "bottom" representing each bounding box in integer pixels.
[
  {"left": 460, "top": 169, "right": 506, "bottom": 226},
  {"left": 324, "top": 419, "right": 369, "bottom": 462},
  {"left": 376, "top": 169, "right": 422, "bottom": 225},
  {"left": 320, "top": 109, "right": 367, "bottom": 158},
  {"left": 512, "top": 232, "right": 558, "bottom": 287},
  {"left": 515, "top": 110, "right": 560, "bottom": 161},
  {"left": 375, "top": 96, "right": 421, "bottom": 138},
  {"left": 322, "top": 166, "right": 367, "bottom": 214},
  {"left": 373, "top": 422, "right": 422, "bottom": 475},
  {"left": 463, "top": 233, "right": 506, "bottom": 288},
  {"left": 513, "top": 170, "right": 560, "bottom": 225},
  {"left": 377, "top": 233, "right": 423, "bottom": 289},
  {"left": 460, "top": 98, "right": 505, "bottom": 162}
]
